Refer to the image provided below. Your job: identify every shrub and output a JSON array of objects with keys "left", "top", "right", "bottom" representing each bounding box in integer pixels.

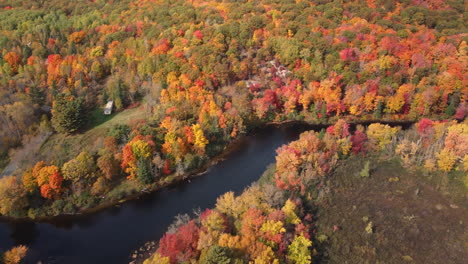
[
  {"left": 360, "top": 161, "right": 370, "bottom": 178},
  {"left": 108, "top": 124, "right": 131, "bottom": 144}
]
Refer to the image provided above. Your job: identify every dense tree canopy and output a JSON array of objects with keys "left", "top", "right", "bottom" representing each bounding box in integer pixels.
[{"left": 0, "top": 0, "right": 466, "bottom": 222}]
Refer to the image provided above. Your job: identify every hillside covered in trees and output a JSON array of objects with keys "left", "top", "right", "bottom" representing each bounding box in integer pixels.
[{"left": 0, "top": 1, "right": 466, "bottom": 261}]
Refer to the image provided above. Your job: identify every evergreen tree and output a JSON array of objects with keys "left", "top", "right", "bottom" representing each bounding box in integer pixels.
[
  {"left": 51, "top": 93, "right": 85, "bottom": 134},
  {"left": 374, "top": 101, "right": 383, "bottom": 119},
  {"left": 200, "top": 246, "right": 232, "bottom": 264},
  {"left": 445, "top": 99, "right": 456, "bottom": 116},
  {"left": 137, "top": 158, "right": 153, "bottom": 184}
]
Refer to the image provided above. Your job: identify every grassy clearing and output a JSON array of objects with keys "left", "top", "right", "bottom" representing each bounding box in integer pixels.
[
  {"left": 311, "top": 156, "right": 467, "bottom": 264},
  {"left": 105, "top": 179, "right": 144, "bottom": 201},
  {"left": 36, "top": 106, "right": 147, "bottom": 167}
]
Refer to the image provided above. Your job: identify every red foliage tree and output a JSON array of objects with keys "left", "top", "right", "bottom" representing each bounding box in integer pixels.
[
  {"left": 4, "top": 51, "right": 21, "bottom": 73},
  {"left": 157, "top": 220, "right": 200, "bottom": 263},
  {"left": 47, "top": 54, "right": 63, "bottom": 85},
  {"left": 455, "top": 103, "right": 466, "bottom": 120},
  {"left": 152, "top": 38, "right": 171, "bottom": 54},
  {"left": 40, "top": 171, "right": 63, "bottom": 199},
  {"left": 339, "top": 48, "right": 357, "bottom": 61},
  {"left": 163, "top": 160, "right": 171, "bottom": 175},
  {"left": 416, "top": 118, "right": 434, "bottom": 137},
  {"left": 193, "top": 30, "right": 203, "bottom": 40},
  {"left": 350, "top": 131, "right": 367, "bottom": 154},
  {"left": 40, "top": 184, "right": 54, "bottom": 200}
]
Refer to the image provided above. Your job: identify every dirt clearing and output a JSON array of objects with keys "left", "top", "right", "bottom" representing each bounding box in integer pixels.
[{"left": 313, "top": 157, "right": 467, "bottom": 264}]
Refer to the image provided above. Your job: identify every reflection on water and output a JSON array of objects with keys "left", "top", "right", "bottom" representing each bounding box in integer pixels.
[{"left": 0, "top": 124, "right": 319, "bottom": 264}]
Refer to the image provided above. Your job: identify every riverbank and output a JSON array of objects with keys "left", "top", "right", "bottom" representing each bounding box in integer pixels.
[
  {"left": 0, "top": 123, "right": 315, "bottom": 264},
  {"left": 0, "top": 130, "right": 249, "bottom": 223},
  {"left": 0, "top": 119, "right": 418, "bottom": 222}
]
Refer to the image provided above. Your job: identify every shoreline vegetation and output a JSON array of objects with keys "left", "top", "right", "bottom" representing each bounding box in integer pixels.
[
  {"left": 0, "top": 118, "right": 417, "bottom": 222},
  {"left": 140, "top": 119, "right": 467, "bottom": 264},
  {"left": 0, "top": 124, "right": 246, "bottom": 222}
]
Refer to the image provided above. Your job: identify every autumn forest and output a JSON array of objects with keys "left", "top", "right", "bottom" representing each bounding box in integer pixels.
[{"left": 0, "top": 0, "right": 466, "bottom": 263}]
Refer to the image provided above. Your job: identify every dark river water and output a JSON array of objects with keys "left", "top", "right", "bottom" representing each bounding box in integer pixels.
[{"left": 0, "top": 124, "right": 316, "bottom": 264}]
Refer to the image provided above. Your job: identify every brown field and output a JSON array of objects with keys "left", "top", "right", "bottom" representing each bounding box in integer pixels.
[{"left": 312, "top": 156, "right": 467, "bottom": 264}]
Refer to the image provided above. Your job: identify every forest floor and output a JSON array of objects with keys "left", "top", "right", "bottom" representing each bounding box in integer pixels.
[
  {"left": 313, "top": 156, "right": 467, "bottom": 264},
  {"left": 2, "top": 106, "right": 147, "bottom": 177}
]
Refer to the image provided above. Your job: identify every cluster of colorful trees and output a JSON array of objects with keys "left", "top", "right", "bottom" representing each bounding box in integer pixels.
[
  {"left": 145, "top": 118, "right": 467, "bottom": 263},
  {"left": 0, "top": 127, "right": 170, "bottom": 217},
  {"left": 0, "top": 0, "right": 466, "bottom": 217},
  {"left": 0, "top": 108, "right": 235, "bottom": 218},
  {"left": 145, "top": 186, "right": 315, "bottom": 264},
  {"left": 397, "top": 119, "right": 468, "bottom": 172},
  {"left": 1, "top": 0, "right": 466, "bottom": 159},
  {"left": 274, "top": 119, "right": 467, "bottom": 194},
  {"left": 247, "top": 13, "right": 468, "bottom": 122}
]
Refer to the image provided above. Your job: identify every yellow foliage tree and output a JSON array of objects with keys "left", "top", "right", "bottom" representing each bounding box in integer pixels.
[
  {"left": 3, "top": 245, "right": 28, "bottom": 264},
  {"left": 282, "top": 199, "right": 301, "bottom": 225},
  {"left": 260, "top": 220, "right": 286, "bottom": 235},
  {"left": 287, "top": 235, "right": 313, "bottom": 264},
  {"left": 143, "top": 253, "right": 170, "bottom": 264},
  {"left": 366, "top": 123, "right": 400, "bottom": 150},
  {"left": 437, "top": 149, "right": 457, "bottom": 172},
  {"left": 37, "top": 165, "right": 60, "bottom": 186},
  {"left": 0, "top": 176, "right": 27, "bottom": 215},
  {"left": 192, "top": 124, "right": 209, "bottom": 153},
  {"left": 218, "top": 233, "right": 242, "bottom": 250},
  {"left": 254, "top": 247, "right": 280, "bottom": 264},
  {"left": 21, "top": 169, "right": 37, "bottom": 193},
  {"left": 197, "top": 210, "right": 227, "bottom": 250},
  {"left": 132, "top": 140, "right": 153, "bottom": 159}
]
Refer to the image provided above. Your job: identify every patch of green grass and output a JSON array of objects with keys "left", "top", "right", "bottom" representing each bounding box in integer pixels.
[
  {"left": 84, "top": 108, "right": 117, "bottom": 130},
  {"left": 105, "top": 180, "right": 143, "bottom": 201},
  {"left": 36, "top": 107, "right": 146, "bottom": 167}
]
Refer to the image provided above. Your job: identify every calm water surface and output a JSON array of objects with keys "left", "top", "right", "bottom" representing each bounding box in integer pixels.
[{"left": 0, "top": 124, "right": 317, "bottom": 264}]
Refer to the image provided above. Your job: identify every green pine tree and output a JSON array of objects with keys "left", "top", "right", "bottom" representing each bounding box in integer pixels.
[
  {"left": 199, "top": 246, "right": 232, "bottom": 264},
  {"left": 51, "top": 93, "right": 85, "bottom": 134},
  {"left": 137, "top": 158, "right": 153, "bottom": 185},
  {"left": 374, "top": 101, "right": 383, "bottom": 119}
]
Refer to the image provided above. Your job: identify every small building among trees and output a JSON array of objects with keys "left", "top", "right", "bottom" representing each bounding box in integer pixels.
[{"left": 104, "top": 100, "right": 114, "bottom": 115}]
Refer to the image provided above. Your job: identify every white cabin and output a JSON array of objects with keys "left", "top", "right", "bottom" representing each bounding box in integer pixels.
[{"left": 104, "top": 100, "right": 114, "bottom": 115}]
